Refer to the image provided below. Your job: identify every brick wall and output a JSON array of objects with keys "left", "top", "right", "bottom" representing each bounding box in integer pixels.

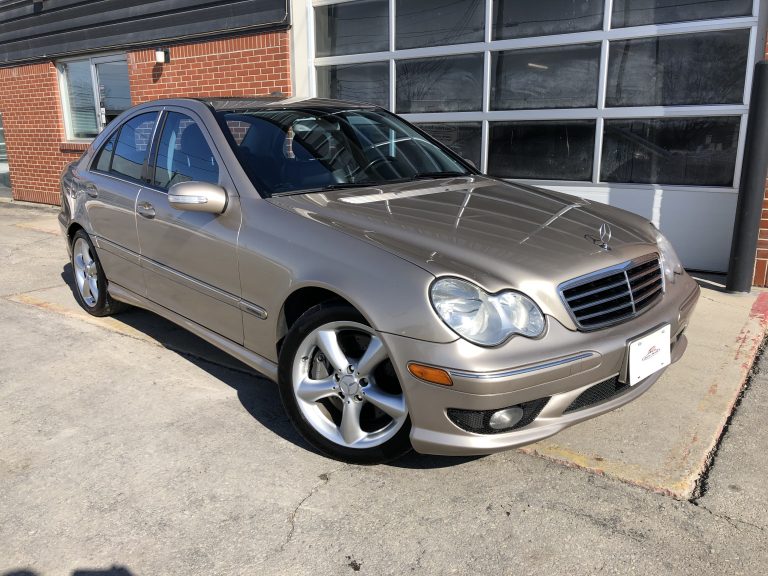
[
  {"left": 0, "top": 63, "right": 83, "bottom": 205},
  {"left": 0, "top": 29, "right": 291, "bottom": 205},
  {"left": 127, "top": 31, "right": 291, "bottom": 104}
]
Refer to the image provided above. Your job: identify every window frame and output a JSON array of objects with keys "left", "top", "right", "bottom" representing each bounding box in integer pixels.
[
  {"left": 57, "top": 51, "right": 129, "bottom": 142},
  {"left": 309, "top": 0, "right": 762, "bottom": 190}
]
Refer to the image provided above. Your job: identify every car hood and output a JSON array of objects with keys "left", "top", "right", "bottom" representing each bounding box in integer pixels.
[{"left": 267, "top": 176, "right": 659, "bottom": 323}]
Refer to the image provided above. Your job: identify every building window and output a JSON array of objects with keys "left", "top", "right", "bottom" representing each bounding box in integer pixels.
[
  {"left": 491, "top": 44, "right": 601, "bottom": 110},
  {"left": 396, "top": 54, "right": 484, "bottom": 113},
  {"left": 493, "top": 0, "right": 604, "bottom": 39},
  {"left": 606, "top": 30, "right": 749, "bottom": 107},
  {"left": 316, "top": 62, "right": 390, "bottom": 107},
  {"left": 415, "top": 122, "right": 482, "bottom": 168},
  {"left": 58, "top": 54, "right": 130, "bottom": 140},
  {"left": 611, "top": 0, "right": 752, "bottom": 28},
  {"left": 314, "top": 0, "right": 389, "bottom": 57},
  {"left": 0, "top": 114, "right": 10, "bottom": 194},
  {"left": 600, "top": 117, "right": 741, "bottom": 186},
  {"left": 489, "top": 120, "right": 596, "bottom": 181},
  {"left": 311, "top": 0, "right": 759, "bottom": 188},
  {"left": 396, "top": 0, "right": 485, "bottom": 49}
]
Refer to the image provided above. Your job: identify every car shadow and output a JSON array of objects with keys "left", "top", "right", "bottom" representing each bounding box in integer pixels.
[
  {"left": 60, "top": 264, "right": 479, "bottom": 469},
  {"left": 3, "top": 569, "right": 132, "bottom": 576}
]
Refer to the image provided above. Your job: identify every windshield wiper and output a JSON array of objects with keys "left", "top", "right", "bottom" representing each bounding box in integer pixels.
[
  {"left": 409, "top": 171, "right": 470, "bottom": 180},
  {"left": 272, "top": 182, "right": 377, "bottom": 197},
  {"left": 320, "top": 182, "right": 378, "bottom": 190}
]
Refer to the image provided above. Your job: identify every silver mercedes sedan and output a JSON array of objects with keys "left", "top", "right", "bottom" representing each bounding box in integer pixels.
[{"left": 59, "top": 97, "right": 700, "bottom": 463}]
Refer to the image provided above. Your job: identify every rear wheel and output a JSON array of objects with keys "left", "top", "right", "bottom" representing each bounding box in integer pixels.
[
  {"left": 278, "top": 302, "right": 411, "bottom": 464},
  {"left": 70, "top": 229, "right": 127, "bottom": 317}
]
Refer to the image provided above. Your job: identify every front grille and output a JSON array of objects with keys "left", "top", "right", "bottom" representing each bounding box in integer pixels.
[
  {"left": 560, "top": 254, "right": 663, "bottom": 330},
  {"left": 563, "top": 376, "right": 630, "bottom": 414},
  {"left": 447, "top": 397, "right": 549, "bottom": 435}
]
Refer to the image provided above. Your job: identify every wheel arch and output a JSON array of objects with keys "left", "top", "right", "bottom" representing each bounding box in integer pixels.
[
  {"left": 66, "top": 221, "right": 85, "bottom": 246},
  {"left": 276, "top": 285, "right": 368, "bottom": 357}
]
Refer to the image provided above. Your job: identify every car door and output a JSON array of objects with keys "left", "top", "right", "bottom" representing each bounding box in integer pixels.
[
  {"left": 135, "top": 108, "right": 244, "bottom": 344},
  {"left": 85, "top": 110, "right": 160, "bottom": 296}
]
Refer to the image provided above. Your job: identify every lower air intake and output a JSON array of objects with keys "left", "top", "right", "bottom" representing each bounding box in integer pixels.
[{"left": 563, "top": 376, "right": 630, "bottom": 414}]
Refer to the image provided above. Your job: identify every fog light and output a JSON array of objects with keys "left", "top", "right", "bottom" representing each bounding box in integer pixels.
[{"left": 489, "top": 406, "right": 524, "bottom": 430}]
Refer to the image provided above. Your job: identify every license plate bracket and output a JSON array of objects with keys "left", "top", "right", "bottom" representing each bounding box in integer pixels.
[{"left": 627, "top": 324, "right": 671, "bottom": 386}]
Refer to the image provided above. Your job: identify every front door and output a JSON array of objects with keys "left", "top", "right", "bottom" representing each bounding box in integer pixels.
[{"left": 136, "top": 109, "right": 243, "bottom": 344}]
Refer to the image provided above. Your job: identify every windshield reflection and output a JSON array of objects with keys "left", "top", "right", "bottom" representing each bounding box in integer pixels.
[{"left": 218, "top": 108, "right": 472, "bottom": 197}]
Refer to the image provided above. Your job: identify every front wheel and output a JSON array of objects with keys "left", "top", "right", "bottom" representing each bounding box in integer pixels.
[{"left": 278, "top": 302, "right": 411, "bottom": 464}]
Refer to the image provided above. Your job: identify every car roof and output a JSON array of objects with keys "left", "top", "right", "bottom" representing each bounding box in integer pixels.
[{"left": 154, "top": 96, "right": 379, "bottom": 113}]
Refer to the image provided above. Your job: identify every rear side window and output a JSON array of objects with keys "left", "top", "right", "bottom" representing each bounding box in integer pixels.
[
  {"left": 111, "top": 112, "right": 158, "bottom": 181},
  {"left": 92, "top": 131, "right": 117, "bottom": 172},
  {"left": 152, "top": 112, "right": 219, "bottom": 189}
]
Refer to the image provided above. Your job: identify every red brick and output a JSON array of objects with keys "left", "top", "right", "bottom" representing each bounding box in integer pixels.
[{"left": 755, "top": 259, "right": 768, "bottom": 287}]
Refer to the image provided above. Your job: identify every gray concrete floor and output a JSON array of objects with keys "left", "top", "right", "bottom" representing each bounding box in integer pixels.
[{"left": 1, "top": 202, "right": 767, "bottom": 575}]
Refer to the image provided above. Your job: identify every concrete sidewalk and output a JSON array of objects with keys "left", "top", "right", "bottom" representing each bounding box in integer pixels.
[{"left": 2, "top": 201, "right": 768, "bottom": 575}]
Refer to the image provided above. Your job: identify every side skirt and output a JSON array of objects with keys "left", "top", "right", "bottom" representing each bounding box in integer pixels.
[{"left": 108, "top": 283, "right": 279, "bottom": 382}]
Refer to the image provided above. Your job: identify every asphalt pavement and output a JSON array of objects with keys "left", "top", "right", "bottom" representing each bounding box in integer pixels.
[{"left": 1, "top": 201, "right": 766, "bottom": 576}]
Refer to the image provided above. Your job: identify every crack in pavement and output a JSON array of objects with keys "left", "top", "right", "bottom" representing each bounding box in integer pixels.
[
  {"left": 692, "top": 502, "right": 767, "bottom": 533},
  {"left": 282, "top": 465, "right": 348, "bottom": 550}
]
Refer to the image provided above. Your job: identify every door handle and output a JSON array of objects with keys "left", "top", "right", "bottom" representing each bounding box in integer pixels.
[
  {"left": 137, "top": 201, "right": 156, "bottom": 219},
  {"left": 84, "top": 184, "right": 98, "bottom": 198}
]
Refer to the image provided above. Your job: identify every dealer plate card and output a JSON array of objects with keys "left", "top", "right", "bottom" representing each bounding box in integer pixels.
[{"left": 628, "top": 324, "right": 671, "bottom": 386}]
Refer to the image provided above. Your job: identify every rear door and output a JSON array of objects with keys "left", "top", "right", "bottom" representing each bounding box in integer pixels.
[
  {"left": 136, "top": 108, "right": 244, "bottom": 344},
  {"left": 85, "top": 110, "right": 159, "bottom": 296}
]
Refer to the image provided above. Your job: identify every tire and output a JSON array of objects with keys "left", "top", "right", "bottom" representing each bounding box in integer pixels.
[
  {"left": 278, "top": 301, "right": 412, "bottom": 464},
  {"left": 70, "top": 229, "right": 128, "bottom": 317}
]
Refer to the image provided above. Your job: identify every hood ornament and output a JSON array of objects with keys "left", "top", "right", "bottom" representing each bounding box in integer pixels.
[{"left": 586, "top": 223, "right": 612, "bottom": 251}]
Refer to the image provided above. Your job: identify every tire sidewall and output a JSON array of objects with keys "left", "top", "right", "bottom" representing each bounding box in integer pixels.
[{"left": 277, "top": 301, "right": 412, "bottom": 464}]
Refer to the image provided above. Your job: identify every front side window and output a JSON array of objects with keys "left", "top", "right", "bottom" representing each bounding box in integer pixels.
[
  {"left": 110, "top": 112, "right": 158, "bottom": 182},
  {"left": 153, "top": 113, "right": 220, "bottom": 189},
  {"left": 220, "top": 107, "right": 471, "bottom": 196},
  {"left": 58, "top": 55, "right": 130, "bottom": 140}
]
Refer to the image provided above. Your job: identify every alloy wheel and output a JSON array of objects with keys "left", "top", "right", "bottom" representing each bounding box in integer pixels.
[
  {"left": 72, "top": 236, "right": 100, "bottom": 307},
  {"left": 291, "top": 321, "right": 408, "bottom": 449}
]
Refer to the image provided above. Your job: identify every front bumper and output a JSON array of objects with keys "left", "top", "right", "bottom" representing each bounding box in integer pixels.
[{"left": 381, "top": 273, "right": 700, "bottom": 456}]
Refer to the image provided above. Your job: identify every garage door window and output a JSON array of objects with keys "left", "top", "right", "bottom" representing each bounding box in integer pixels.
[{"left": 312, "top": 0, "right": 759, "bottom": 188}]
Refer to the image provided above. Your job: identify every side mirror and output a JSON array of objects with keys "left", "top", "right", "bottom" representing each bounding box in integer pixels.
[{"left": 168, "top": 181, "right": 227, "bottom": 214}]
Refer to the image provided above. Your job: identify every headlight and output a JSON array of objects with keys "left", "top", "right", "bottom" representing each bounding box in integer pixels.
[
  {"left": 652, "top": 225, "right": 683, "bottom": 284},
  {"left": 430, "top": 277, "right": 545, "bottom": 346}
]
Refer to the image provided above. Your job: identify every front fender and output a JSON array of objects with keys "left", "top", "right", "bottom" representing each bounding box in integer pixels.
[{"left": 238, "top": 199, "right": 458, "bottom": 362}]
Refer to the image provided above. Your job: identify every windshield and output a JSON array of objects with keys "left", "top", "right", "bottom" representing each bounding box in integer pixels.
[{"left": 217, "top": 107, "right": 472, "bottom": 196}]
